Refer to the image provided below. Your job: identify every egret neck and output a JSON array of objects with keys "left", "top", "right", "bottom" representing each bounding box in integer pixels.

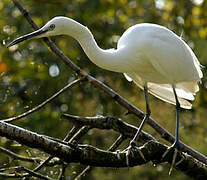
[{"left": 61, "top": 18, "right": 126, "bottom": 73}]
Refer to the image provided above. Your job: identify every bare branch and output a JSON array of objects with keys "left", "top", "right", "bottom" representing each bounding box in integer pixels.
[
  {"left": 63, "top": 125, "right": 82, "bottom": 142},
  {"left": 0, "top": 146, "right": 41, "bottom": 163},
  {"left": 0, "top": 166, "right": 54, "bottom": 180},
  {"left": 33, "top": 156, "right": 53, "bottom": 172},
  {"left": 1, "top": 79, "right": 83, "bottom": 123},
  {"left": 108, "top": 134, "right": 125, "bottom": 151},
  {"left": 21, "top": 166, "right": 54, "bottom": 180},
  {"left": 0, "top": 172, "right": 23, "bottom": 178},
  {"left": 68, "top": 126, "right": 91, "bottom": 143},
  {"left": 0, "top": 121, "right": 206, "bottom": 178},
  {"left": 58, "top": 163, "right": 67, "bottom": 180},
  {"left": 0, "top": 120, "right": 207, "bottom": 178},
  {"left": 62, "top": 114, "right": 155, "bottom": 144},
  {"left": 0, "top": 147, "right": 63, "bottom": 169}
]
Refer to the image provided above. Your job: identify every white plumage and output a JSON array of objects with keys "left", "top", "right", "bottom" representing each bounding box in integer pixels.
[{"left": 118, "top": 23, "right": 202, "bottom": 109}]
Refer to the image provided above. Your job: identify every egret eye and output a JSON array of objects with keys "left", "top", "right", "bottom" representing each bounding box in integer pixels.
[{"left": 49, "top": 24, "right": 55, "bottom": 30}]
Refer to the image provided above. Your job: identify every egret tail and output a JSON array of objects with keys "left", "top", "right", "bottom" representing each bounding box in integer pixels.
[{"left": 124, "top": 73, "right": 200, "bottom": 109}]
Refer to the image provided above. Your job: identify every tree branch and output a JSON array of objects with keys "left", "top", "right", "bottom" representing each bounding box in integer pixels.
[
  {"left": 0, "top": 166, "right": 54, "bottom": 180},
  {"left": 1, "top": 78, "right": 83, "bottom": 123},
  {"left": 0, "top": 120, "right": 206, "bottom": 179},
  {"left": 0, "top": 146, "right": 41, "bottom": 163},
  {"left": 62, "top": 114, "right": 155, "bottom": 144}
]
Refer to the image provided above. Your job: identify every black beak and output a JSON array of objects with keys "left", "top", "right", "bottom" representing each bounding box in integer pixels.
[{"left": 7, "top": 29, "right": 48, "bottom": 48}]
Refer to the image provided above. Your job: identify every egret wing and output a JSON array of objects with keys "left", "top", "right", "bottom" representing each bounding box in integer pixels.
[
  {"left": 146, "top": 31, "right": 201, "bottom": 84},
  {"left": 124, "top": 72, "right": 193, "bottom": 109}
]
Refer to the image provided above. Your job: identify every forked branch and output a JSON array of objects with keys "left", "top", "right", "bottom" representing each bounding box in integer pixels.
[{"left": 0, "top": 120, "right": 206, "bottom": 179}]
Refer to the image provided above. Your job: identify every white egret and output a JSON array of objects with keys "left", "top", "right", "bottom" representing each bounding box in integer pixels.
[{"left": 7, "top": 17, "right": 203, "bottom": 172}]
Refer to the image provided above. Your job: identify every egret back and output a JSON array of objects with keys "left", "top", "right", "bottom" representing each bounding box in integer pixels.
[{"left": 118, "top": 23, "right": 202, "bottom": 84}]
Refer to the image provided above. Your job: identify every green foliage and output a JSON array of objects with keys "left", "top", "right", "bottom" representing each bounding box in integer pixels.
[{"left": 1, "top": 0, "right": 207, "bottom": 179}]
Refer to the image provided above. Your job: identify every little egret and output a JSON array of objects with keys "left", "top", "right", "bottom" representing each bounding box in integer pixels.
[{"left": 7, "top": 17, "right": 203, "bottom": 172}]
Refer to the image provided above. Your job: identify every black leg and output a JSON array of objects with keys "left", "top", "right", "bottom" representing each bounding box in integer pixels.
[
  {"left": 162, "top": 86, "right": 182, "bottom": 175},
  {"left": 172, "top": 87, "right": 180, "bottom": 148},
  {"left": 124, "top": 84, "right": 150, "bottom": 166},
  {"left": 130, "top": 84, "right": 151, "bottom": 147}
]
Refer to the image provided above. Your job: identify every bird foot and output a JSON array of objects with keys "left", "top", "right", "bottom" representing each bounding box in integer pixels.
[
  {"left": 162, "top": 143, "right": 184, "bottom": 175},
  {"left": 124, "top": 141, "right": 146, "bottom": 167}
]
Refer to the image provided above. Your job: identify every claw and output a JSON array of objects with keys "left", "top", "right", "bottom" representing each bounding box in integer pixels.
[
  {"left": 162, "top": 146, "right": 172, "bottom": 160},
  {"left": 126, "top": 151, "right": 130, "bottom": 167},
  {"left": 124, "top": 142, "right": 146, "bottom": 167},
  {"left": 162, "top": 144, "right": 183, "bottom": 175},
  {"left": 162, "top": 141, "right": 178, "bottom": 160},
  {"left": 169, "top": 148, "right": 178, "bottom": 175},
  {"left": 124, "top": 145, "right": 135, "bottom": 167},
  {"left": 125, "top": 148, "right": 130, "bottom": 167},
  {"left": 116, "top": 150, "right": 121, "bottom": 160},
  {"left": 175, "top": 155, "right": 185, "bottom": 167},
  {"left": 138, "top": 148, "right": 146, "bottom": 162}
]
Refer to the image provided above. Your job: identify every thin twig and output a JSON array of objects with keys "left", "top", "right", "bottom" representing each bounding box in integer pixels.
[
  {"left": 11, "top": 0, "right": 207, "bottom": 166},
  {"left": 0, "top": 146, "right": 41, "bottom": 163},
  {"left": 0, "top": 172, "right": 23, "bottom": 178},
  {"left": 33, "top": 156, "right": 53, "bottom": 172},
  {"left": 68, "top": 126, "right": 91, "bottom": 143},
  {"left": 0, "top": 166, "right": 22, "bottom": 172},
  {"left": 21, "top": 166, "right": 54, "bottom": 180},
  {"left": 63, "top": 125, "right": 82, "bottom": 142},
  {"left": 0, "top": 147, "right": 62, "bottom": 168},
  {"left": 1, "top": 79, "right": 83, "bottom": 123},
  {"left": 58, "top": 163, "right": 67, "bottom": 180},
  {"left": 0, "top": 166, "right": 54, "bottom": 180},
  {"left": 108, "top": 134, "right": 126, "bottom": 151}
]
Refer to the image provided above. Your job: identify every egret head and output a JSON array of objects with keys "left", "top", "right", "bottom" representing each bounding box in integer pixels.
[{"left": 7, "top": 16, "right": 78, "bottom": 48}]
